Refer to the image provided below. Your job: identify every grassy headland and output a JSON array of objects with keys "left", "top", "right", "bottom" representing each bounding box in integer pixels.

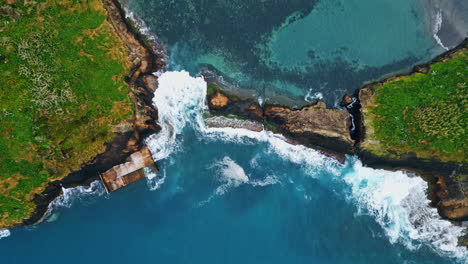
[
  {"left": 0, "top": 0, "right": 133, "bottom": 227},
  {"left": 360, "top": 50, "right": 467, "bottom": 163}
]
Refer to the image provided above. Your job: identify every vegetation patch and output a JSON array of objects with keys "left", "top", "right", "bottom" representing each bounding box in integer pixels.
[
  {"left": 366, "top": 51, "right": 467, "bottom": 162},
  {"left": 0, "top": 0, "right": 133, "bottom": 227}
]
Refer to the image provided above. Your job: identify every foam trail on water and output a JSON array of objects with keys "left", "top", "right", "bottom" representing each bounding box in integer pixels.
[
  {"left": 343, "top": 158, "right": 467, "bottom": 260},
  {"left": 304, "top": 89, "right": 323, "bottom": 103},
  {"left": 433, "top": 10, "right": 449, "bottom": 51},
  {"left": 144, "top": 167, "right": 166, "bottom": 191},
  {"left": 39, "top": 181, "right": 106, "bottom": 224},
  {"left": 145, "top": 70, "right": 466, "bottom": 260},
  {"left": 145, "top": 71, "right": 206, "bottom": 186},
  {"left": 51, "top": 180, "right": 106, "bottom": 209},
  {"left": 211, "top": 156, "right": 249, "bottom": 195},
  {"left": 0, "top": 229, "right": 10, "bottom": 240}
]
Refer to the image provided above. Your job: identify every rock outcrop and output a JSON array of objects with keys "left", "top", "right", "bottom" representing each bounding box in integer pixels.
[
  {"left": 264, "top": 104, "right": 354, "bottom": 155},
  {"left": 206, "top": 86, "right": 354, "bottom": 160},
  {"left": 355, "top": 39, "right": 468, "bottom": 224},
  {"left": 22, "top": 0, "right": 165, "bottom": 227}
]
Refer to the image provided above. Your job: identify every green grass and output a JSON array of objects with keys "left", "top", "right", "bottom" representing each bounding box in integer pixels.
[
  {"left": 0, "top": 0, "right": 133, "bottom": 227},
  {"left": 207, "top": 82, "right": 220, "bottom": 95},
  {"left": 369, "top": 52, "right": 467, "bottom": 162}
]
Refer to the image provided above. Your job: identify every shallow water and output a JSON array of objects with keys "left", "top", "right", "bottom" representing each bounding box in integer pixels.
[{"left": 122, "top": 0, "right": 451, "bottom": 105}]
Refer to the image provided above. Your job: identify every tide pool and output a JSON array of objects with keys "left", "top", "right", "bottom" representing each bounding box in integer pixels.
[{"left": 0, "top": 71, "right": 466, "bottom": 264}]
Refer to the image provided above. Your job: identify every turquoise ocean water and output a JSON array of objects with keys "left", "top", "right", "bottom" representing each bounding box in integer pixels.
[
  {"left": 1, "top": 1, "right": 467, "bottom": 263},
  {"left": 123, "top": 0, "right": 446, "bottom": 105}
]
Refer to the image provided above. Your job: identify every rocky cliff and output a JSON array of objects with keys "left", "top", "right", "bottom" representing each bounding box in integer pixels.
[
  {"left": 206, "top": 86, "right": 354, "bottom": 161},
  {"left": 355, "top": 39, "right": 468, "bottom": 223},
  {"left": 22, "top": 0, "right": 165, "bottom": 227}
]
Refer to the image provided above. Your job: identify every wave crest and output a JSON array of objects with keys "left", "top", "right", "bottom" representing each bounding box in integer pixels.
[
  {"left": 0, "top": 229, "right": 10, "bottom": 240},
  {"left": 344, "top": 159, "right": 467, "bottom": 259}
]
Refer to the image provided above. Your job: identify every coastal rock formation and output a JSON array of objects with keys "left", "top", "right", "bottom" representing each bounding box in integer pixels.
[
  {"left": 206, "top": 39, "right": 468, "bottom": 246},
  {"left": 207, "top": 89, "right": 264, "bottom": 121},
  {"left": 355, "top": 39, "right": 468, "bottom": 223},
  {"left": 21, "top": 0, "right": 165, "bottom": 227},
  {"left": 264, "top": 103, "right": 354, "bottom": 155},
  {"left": 206, "top": 85, "right": 354, "bottom": 159}
]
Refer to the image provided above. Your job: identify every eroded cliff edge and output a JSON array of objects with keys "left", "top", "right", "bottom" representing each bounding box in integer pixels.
[
  {"left": 20, "top": 0, "right": 165, "bottom": 228},
  {"left": 206, "top": 84, "right": 354, "bottom": 162},
  {"left": 205, "top": 39, "right": 468, "bottom": 245},
  {"left": 356, "top": 39, "right": 468, "bottom": 223}
]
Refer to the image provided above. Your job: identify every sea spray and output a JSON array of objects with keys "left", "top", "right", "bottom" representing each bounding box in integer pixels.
[
  {"left": 0, "top": 229, "right": 10, "bottom": 240},
  {"left": 39, "top": 181, "right": 106, "bottom": 224},
  {"left": 51, "top": 181, "right": 106, "bottom": 209},
  {"left": 145, "top": 71, "right": 206, "bottom": 186},
  {"left": 343, "top": 159, "right": 467, "bottom": 259},
  {"left": 211, "top": 156, "right": 249, "bottom": 195},
  {"left": 433, "top": 9, "right": 449, "bottom": 50}
]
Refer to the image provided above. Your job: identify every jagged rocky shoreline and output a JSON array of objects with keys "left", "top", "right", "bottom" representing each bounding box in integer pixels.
[
  {"left": 20, "top": 0, "right": 165, "bottom": 228},
  {"left": 355, "top": 39, "right": 468, "bottom": 226},
  {"left": 15, "top": 0, "right": 467, "bottom": 248},
  {"left": 205, "top": 39, "right": 467, "bottom": 245}
]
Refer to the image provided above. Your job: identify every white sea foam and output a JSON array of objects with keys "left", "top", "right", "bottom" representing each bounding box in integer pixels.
[
  {"left": 146, "top": 71, "right": 206, "bottom": 160},
  {"left": 211, "top": 156, "right": 249, "bottom": 195},
  {"left": 343, "top": 159, "right": 467, "bottom": 259},
  {"left": 0, "top": 229, "right": 10, "bottom": 240},
  {"left": 304, "top": 89, "right": 323, "bottom": 103},
  {"left": 251, "top": 175, "right": 280, "bottom": 187},
  {"left": 144, "top": 71, "right": 206, "bottom": 188},
  {"left": 433, "top": 10, "right": 449, "bottom": 51},
  {"left": 144, "top": 167, "right": 166, "bottom": 191},
  {"left": 51, "top": 180, "right": 106, "bottom": 209},
  {"left": 146, "top": 70, "right": 467, "bottom": 260},
  {"left": 38, "top": 180, "right": 106, "bottom": 224},
  {"left": 203, "top": 127, "right": 341, "bottom": 177}
]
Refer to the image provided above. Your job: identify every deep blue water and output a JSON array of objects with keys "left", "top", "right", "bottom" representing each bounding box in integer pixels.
[
  {"left": 0, "top": 71, "right": 466, "bottom": 263},
  {"left": 123, "top": 0, "right": 450, "bottom": 105},
  {"left": 0, "top": 127, "right": 463, "bottom": 264},
  {"left": 1, "top": 1, "right": 467, "bottom": 263}
]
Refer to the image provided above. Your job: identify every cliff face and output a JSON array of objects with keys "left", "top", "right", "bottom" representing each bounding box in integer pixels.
[
  {"left": 206, "top": 87, "right": 354, "bottom": 160},
  {"left": 21, "top": 0, "right": 165, "bottom": 227},
  {"left": 264, "top": 104, "right": 354, "bottom": 155},
  {"left": 355, "top": 39, "right": 468, "bottom": 223},
  {"left": 206, "top": 40, "right": 468, "bottom": 246}
]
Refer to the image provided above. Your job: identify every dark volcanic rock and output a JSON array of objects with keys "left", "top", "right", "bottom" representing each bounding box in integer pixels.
[
  {"left": 264, "top": 102, "right": 354, "bottom": 155},
  {"left": 206, "top": 84, "right": 354, "bottom": 160},
  {"left": 356, "top": 38, "right": 468, "bottom": 223}
]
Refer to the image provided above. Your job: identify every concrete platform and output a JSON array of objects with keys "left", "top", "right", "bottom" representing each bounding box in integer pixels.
[{"left": 100, "top": 147, "right": 157, "bottom": 192}]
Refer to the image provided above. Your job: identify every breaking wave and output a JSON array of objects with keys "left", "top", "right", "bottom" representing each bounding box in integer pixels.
[
  {"left": 146, "top": 70, "right": 467, "bottom": 260},
  {"left": 0, "top": 229, "right": 10, "bottom": 240},
  {"left": 211, "top": 156, "right": 249, "bottom": 195},
  {"left": 39, "top": 181, "right": 106, "bottom": 224},
  {"left": 344, "top": 159, "right": 467, "bottom": 259},
  {"left": 51, "top": 180, "right": 106, "bottom": 209},
  {"left": 304, "top": 89, "right": 323, "bottom": 103},
  {"left": 433, "top": 9, "right": 449, "bottom": 51},
  {"left": 145, "top": 71, "right": 206, "bottom": 187}
]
